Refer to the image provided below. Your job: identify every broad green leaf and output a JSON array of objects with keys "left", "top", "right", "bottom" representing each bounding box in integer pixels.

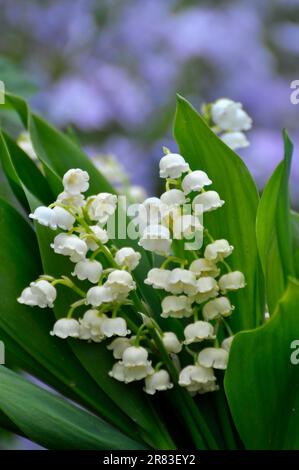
[
  {"left": 225, "top": 278, "right": 299, "bottom": 449},
  {"left": 0, "top": 197, "right": 143, "bottom": 442},
  {"left": 174, "top": 95, "right": 263, "bottom": 330},
  {"left": 291, "top": 211, "right": 299, "bottom": 278},
  {"left": 256, "top": 131, "right": 294, "bottom": 314},
  {"left": 0, "top": 367, "right": 146, "bottom": 450}
]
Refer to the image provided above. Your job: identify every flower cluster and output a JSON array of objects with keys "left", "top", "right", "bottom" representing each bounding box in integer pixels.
[
  {"left": 204, "top": 98, "right": 252, "bottom": 151},
  {"left": 18, "top": 152, "right": 245, "bottom": 396}
]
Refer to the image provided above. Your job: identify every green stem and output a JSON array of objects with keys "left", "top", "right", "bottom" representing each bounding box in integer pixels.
[{"left": 52, "top": 277, "right": 86, "bottom": 298}]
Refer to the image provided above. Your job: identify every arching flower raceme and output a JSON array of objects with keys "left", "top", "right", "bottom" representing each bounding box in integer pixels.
[
  {"left": 202, "top": 296, "right": 234, "bottom": 321},
  {"left": 192, "top": 191, "right": 224, "bottom": 213},
  {"left": 62, "top": 168, "right": 89, "bottom": 195},
  {"left": 198, "top": 347, "right": 229, "bottom": 370},
  {"left": 87, "top": 193, "right": 117, "bottom": 224},
  {"left": 183, "top": 321, "right": 215, "bottom": 345},
  {"left": 114, "top": 247, "right": 141, "bottom": 271},
  {"left": 144, "top": 370, "right": 173, "bottom": 395},
  {"left": 29, "top": 206, "right": 57, "bottom": 229},
  {"left": 166, "top": 269, "right": 197, "bottom": 296},
  {"left": 211, "top": 98, "right": 252, "bottom": 132},
  {"left": 28, "top": 280, "right": 57, "bottom": 308},
  {"left": 139, "top": 225, "right": 172, "bottom": 256},
  {"left": 204, "top": 239, "right": 233, "bottom": 262},
  {"left": 162, "top": 332, "right": 182, "bottom": 354},
  {"left": 161, "top": 295, "right": 193, "bottom": 319},
  {"left": 189, "top": 258, "right": 220, "bottom": 278},
  {"left": 219, "top": 271, "right": 246, "bottom": 293},
  {"left": 220, "top": 131, "right": 249, "bottom": 150},
  {"left": 51, "top": 233, "right": 88, "bottom": 262},
  {"left": 105, "top": 270, "right": 136, "bottom": 298},
  {"left": 50, "top": 318, "right": 80, "bottom": 339},
  {"left": 86, "top": 285, "right": 116, "bottom": 307},
  {"left": 144, "top": 268, "right": 170, "bottom": 290},
  {"left": 72, "top": 259, "right": 103, "bottom": 283},
  {"left": 179, "top": 365, "right": 218, "bottom": 394},
  {"left": 52, "top": 206, "right": 75, "bottom": 230},
  {"left": 182, "top": 171, "right": 212, "bottom": 194},
  {"left": 159, "top": 153, "right": 189, "bottom": 179},
  {"left": 107, "top": 337, "right": 133, "bottom": 359}
]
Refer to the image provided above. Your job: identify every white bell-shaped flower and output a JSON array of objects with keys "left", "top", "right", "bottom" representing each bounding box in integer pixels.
[
  {"left": 179, "top": 365, "right": 217, "bottom": 393},
  {"left": 144, "top": 268, "right": 170, "bottom": 290},
  {"left": 189, "top": 258, "right": 220, "bottom": 278},
  {"left": 57, "top": 191, "right": 85, "bottom": 208},
  {"left": 108, "top": 362, "right": 126, "bottom": 382},
  {"left": 122, "top": 346, "right": 148, "bottom": 367},
  {"left": 222, "top": 336, "right": 234, "bottom": 352},
  {"left": 105, "top": 270, "right": 136, "bottom": 299},
  {"left": 79, "top": 309, "right": 105, "bottom": 339},
  {"left": 52, "top": 206, "right": 75, "bottom": 230},
  {"left": 211, "top": 98, "right": 252, "bottom": 132},
  {"left": 203, "top": 296, "right": 234, "bottom": 321},
  {"left": 220, "top": 131, "right": 249, "bottom": 150},
  {"left": 109, "top": 361, "right": 154, "bottom": 383},
  {"left": 114, "top": 247, "right": 141, "bottom": 271},
  {"left": 161, "top": 295, "right": 193, "bottom": 319},
  {"left": 193, "top": 191, "right": 224, "bottom": 213},
  {"left": 195, "top": 277, "right": 219, "bottom": 303},
  {"left": 84, "top": 225, "right": 109, "bottom": 251},
  {"left": 17, "top": 286, "right": 39, "bottom": 307},
  {"left": 219, "top": 271, "right": 246, "bottom": 293},
  {"left": 72, "top": 259, "right": 103, "bottom": 284},
  {"left": 137, "top": 197, "right": 163, "bottom": 228},
  {"left": 63, "top": 168, "right": 89, "bottom": 195},
  {"left": 51, "top": 233, "right": 88, "bottom": 262},
  {"left": 29, "top": 206, "right": 57, "bottom": 229},
  {"left": 29, "top": 280, "right": 57, "bottom": 308},
  {"left": 159, "top": 153, "right": 189, "bottom": 179},
  {"left": 184, "top": 321, "right": 215, "bottom": 345},
  {"left": 198, "top": 347, "right": 229, "bottom": 370},
  {"left": 160, "top": 189, "right": 186, "bottom": 207},
  {"left": 101, "top": 317, "right": 129, "bottom": 338},
  {"left": 173, "top": 214, "right": 203, "bottom": 239},
  {"left": 167, "top": 268, "right": 197, "bottom": 296},
  {"left": 139, "top": 225, "right": 172, "bottom": 256},
  {"left": 162, "top": 331, "right": 182, "bottom": 353},
  {"left": 204, "top": 239, "right": 233, "bottom": 262},
  {"left": 144, "top": 370, "right": 173, "bottom": 395},
  {"left": 107, "top": 337, "right": 133, "bottom": 359},
  {"left": 182, "top": 171, "right": 212, "bottom": 194},
  {"left": 50, "top": 318, "right": 80, "bottom": 339},
  {"left": 86, "top": 285, "right": 115, "bottom": 307},
  {"left": 87, "top": 193, "right": 117, "bottom": 224}
]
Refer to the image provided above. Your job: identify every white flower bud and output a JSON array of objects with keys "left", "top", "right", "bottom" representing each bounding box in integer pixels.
[
  {"left": 198, "top": 347, "right": 229, "bottom": 370},
  {"left": 160, "top": 189, "right": 186, "bottom": 206},
  {"left": 221, "top": 131, "right": 249, "bottom": 150},
  {"left": 211, "top": 98, "right": 252, "bottom": 132},
  {"left": 51, "top": 233, "right": 88, "bottom": 262},
  {"left": 17, "top": 287, "right": 39, "bottom": 307},
  {"left": 50, "top": 318, "right": 80, "bottom": 339},
  {"left": 159, "top": 153, "right": 189, "bottom": 179},
  {"left": 167, "top": 268, "right": 197, "bottom": 296},
  {"left": 162, "top": 332, "right": 182, "bottom": 353},
  {"left": 107, "top": 337, "right": 133, "bottom": 359},
  {"left": 63, "top": 168, "right": 89, "bottom": 195},
  {"left": 221, "top": 336, "right": 234, "bottom": 352},
  {"left": 101, "top": 317, "right": 129, "bottom": 338},
  {"left": 144, "top": 268, "right": 170, "bottom": 290},
  {"left": 86, "top": 285, "right": 115, "bottom": 307},
  {"left": 144, "top": 370, "right": 173, "bottom": 395},
  {"left": 57, "top": 191, "right": 85, "bottom": 208},
  {"left": 122, "top": 346, "right": 148, "bottom": 367},
  {"left": 29, "top": 206, "right": 57, "bottom": 229},
  {"left": 184, "top": 321, "right": 215, "bottom": 345},
  {"left": 72, "top": 259, "right": 103, "bottom": 283},
  {"left": 203, "top": 296, "right": 234, "bottom": 321},
  {"left": 219, "top": 271, "right": 246, "bottom": 293},
  {"left": 193, "top": 191, "right": 224, "bottom": 213},
  {"left": 204, "top": 239, "right": 233, "bottom": 262},
  {"left": 179, "top": 365, "right": 217, "bottom": 393},
  {"left": 182, "top": 171, "right": 212, "bottom": 194},
  {"left": 87, "top": 193, "right": 117, "bottom": 224},
  {"left": 114, "top": 247, "right": 141, "bottom": 271},
  {"left": 52, "top": 206, "right": 75, "bottom": 230},
  {"left": 161, "top": 295, "right": 193, "bottom": 319},
  {"left": 139, "top": 225, "right": 171, "bottom": 256},
  {"left": 29, "top": 280, "right": 57, "bottom": 308},
  {"left": 173, "top": 214, "right": 203, "bottom": 239},
  {"left": 105, "top": 270, "right": 136, "bottom": 298},
  {"left": 189, "top": 258, "right": 220, "bottom": 278}
]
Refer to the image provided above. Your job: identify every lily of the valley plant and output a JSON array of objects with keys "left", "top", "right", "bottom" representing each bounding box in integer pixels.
[{"left": 0, "top": 93, "right": 298, "bottom": 450}]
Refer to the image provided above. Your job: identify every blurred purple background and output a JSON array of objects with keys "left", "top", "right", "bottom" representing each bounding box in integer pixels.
[{"left": 0, "top": 0, "right": 298, "bottom": 200}]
